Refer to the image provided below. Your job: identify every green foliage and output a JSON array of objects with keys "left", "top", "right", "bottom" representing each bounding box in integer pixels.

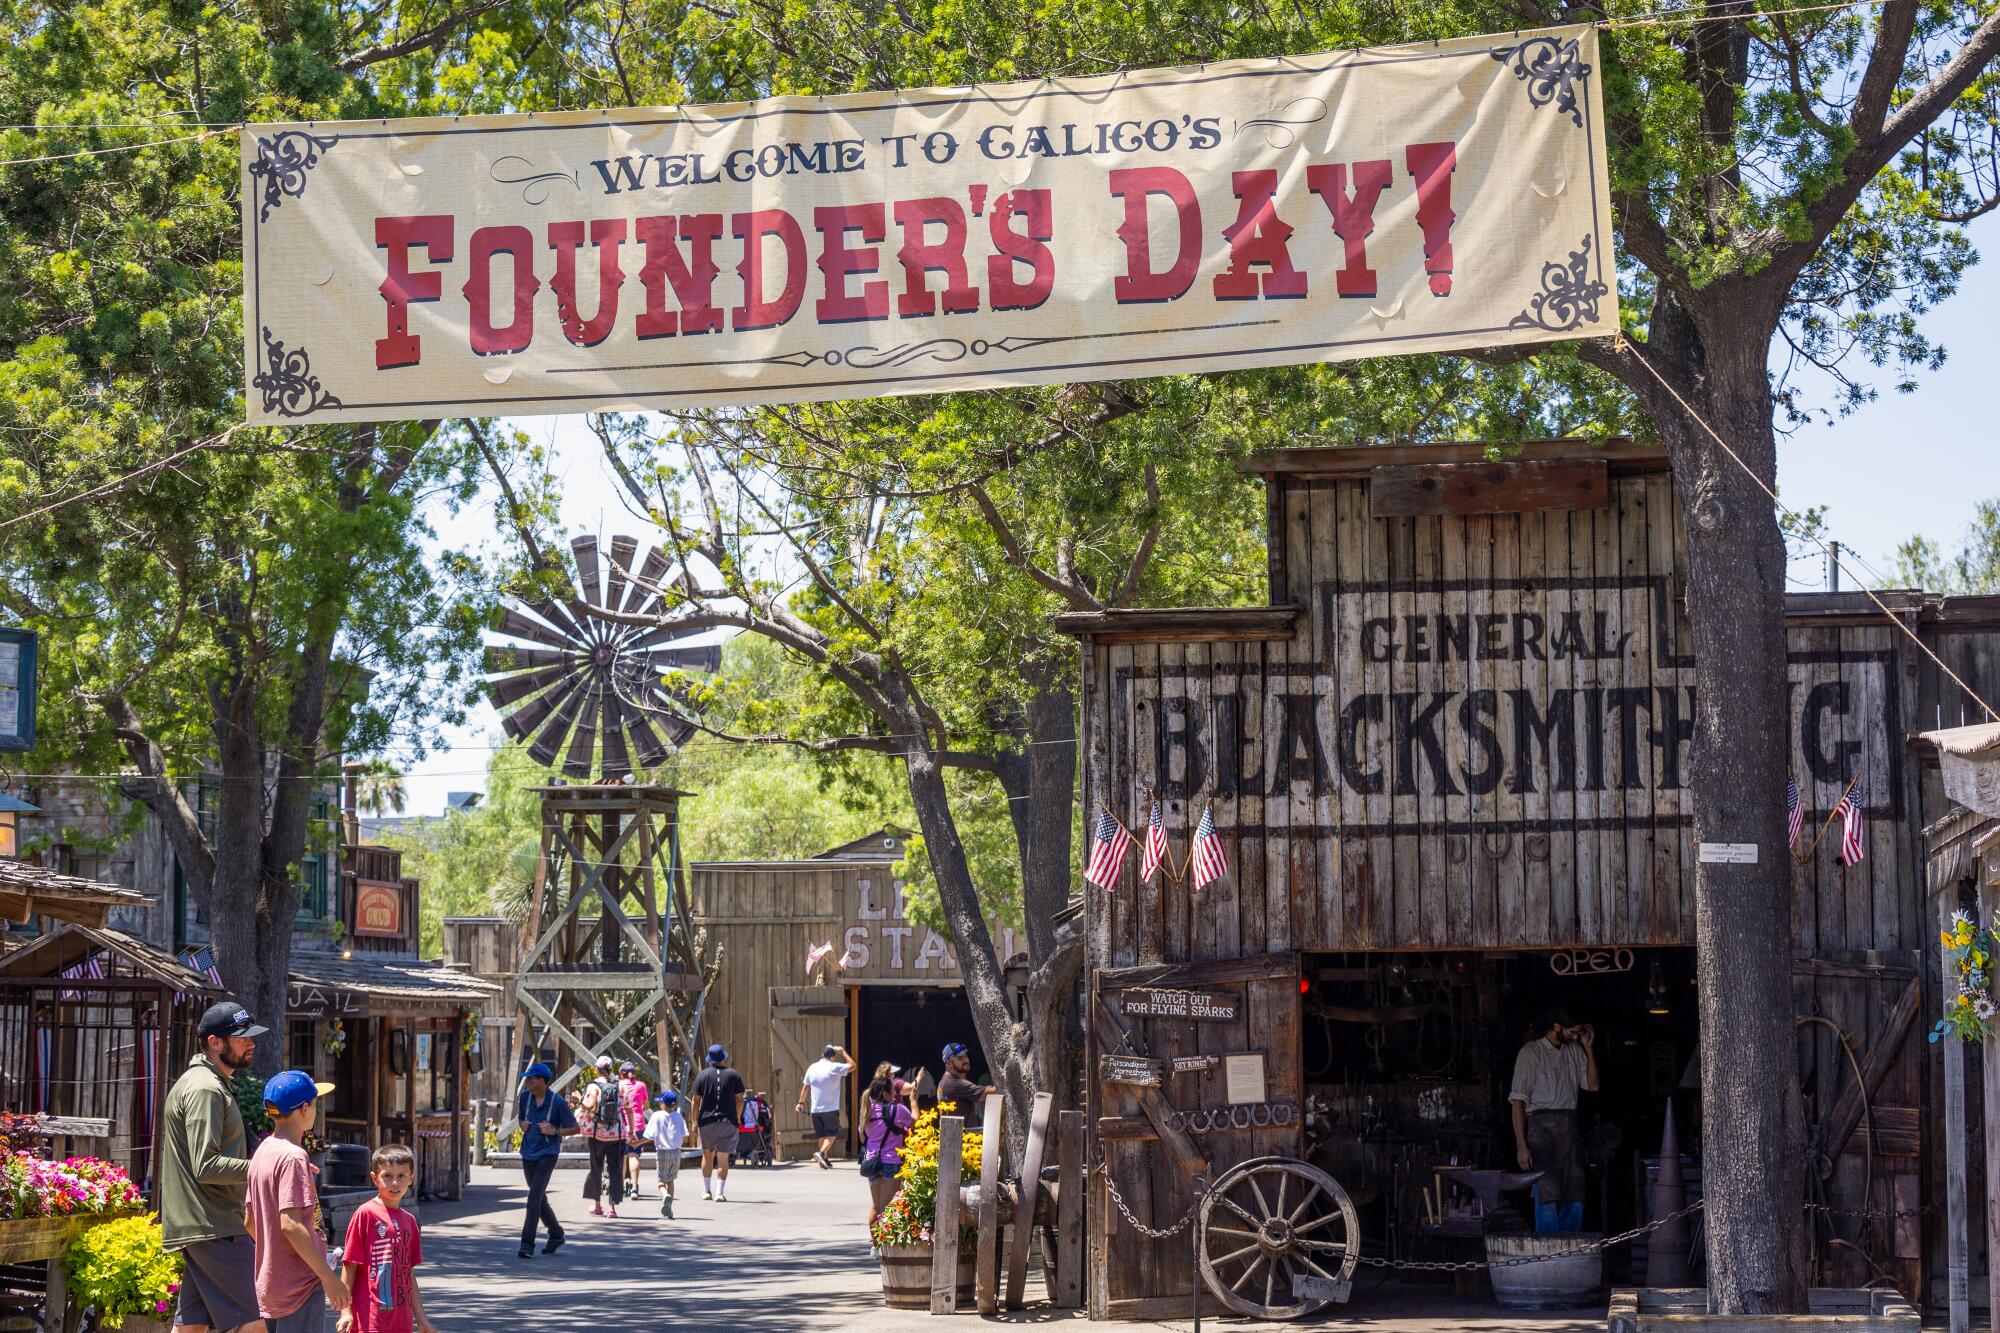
[
  {"left": 1892, "top": 499, "right": 2000, "bottom": 593},
  {"left": 64, "top": 1215, "right": 182, "bottom": 1329},
  {"left": 231, "top": 1073, "right": 272, "bottom": 1137}
]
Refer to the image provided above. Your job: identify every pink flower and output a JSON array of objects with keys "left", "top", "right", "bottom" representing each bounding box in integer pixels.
[{"left": 155, "top": 1301, "right": 171, "bottom": 1314}]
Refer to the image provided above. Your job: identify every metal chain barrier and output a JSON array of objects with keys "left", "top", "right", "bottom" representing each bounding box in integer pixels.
[{"left": 1095, "top": 1159, "right": 1201, "bottom": 1239}]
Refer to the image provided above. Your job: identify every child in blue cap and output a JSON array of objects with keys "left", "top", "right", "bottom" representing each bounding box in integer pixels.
[
  {"left": 245, "top": 1071, "right": 348, "bottom": 1333},
  {"left": 643, "top": 1090, "right": 687, "bottom": 1218}
]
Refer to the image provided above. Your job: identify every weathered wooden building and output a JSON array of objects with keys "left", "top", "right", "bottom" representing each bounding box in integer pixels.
[
  {"left": 688, "top": 832, "right": 1025, "bottom": 1160},
  {"left": 1058, "top": 441, "right": 2000, "bottom": 1319}
]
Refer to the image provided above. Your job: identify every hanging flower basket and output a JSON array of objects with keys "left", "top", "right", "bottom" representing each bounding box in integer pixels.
[{"left": 1934, "top": 908, "right": 2000, "bottom": 1043}]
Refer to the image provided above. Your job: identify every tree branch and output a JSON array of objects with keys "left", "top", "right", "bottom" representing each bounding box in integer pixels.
[
  {"left": 966, "top": 483, "right": 1105, "bottom": 612},
  {"left": 1113, "top": 462, "right": 1162, "bottom": 607},
  {"left": 336, "top": 0, "right": 509, "bottom": 70}
]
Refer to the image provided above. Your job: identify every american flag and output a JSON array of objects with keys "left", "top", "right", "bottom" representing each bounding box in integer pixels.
[
  {"left": 1785, "top": 775, "right": 1804, "bottom": 849},
  {"left": 181, "top": 946, "right": 224, "bottom": 988},
  {"left": 1189, "top": 805, "right": 1228, "bottom": 890},
  {"left": 1835, "top": 778, "right": 1867, "bottom": 866},
  {"left": 1139, "top": 800, "right": 1170, "bottom": 882},
  {"left": 58, "top": 954, "right": 104, "bottom": 1000},
  {"left": 805, "top": 940, "right": 835, "bottom": 977},
  {"left": 1084, "top": 808, "right": 1133, "bottom": 890}
]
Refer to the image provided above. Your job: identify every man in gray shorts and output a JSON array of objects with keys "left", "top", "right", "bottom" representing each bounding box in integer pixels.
[
  {"left": 691, "top": 1044, "right": 744, "bottom": 1202},
  {"left": 161, "top": 1001, "right": 270, "bottom": 1333}
]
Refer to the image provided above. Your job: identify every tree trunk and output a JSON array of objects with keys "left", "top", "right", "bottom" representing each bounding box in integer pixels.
[{"left": 1647, "top": 302, "right": 1810, "bottom": 1314}]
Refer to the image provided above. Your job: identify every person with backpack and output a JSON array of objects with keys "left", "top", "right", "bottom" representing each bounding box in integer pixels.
[
  {"left": 619, "top": 1062, "right": 650, "bottom": 1199},
  {"left": 858, "top": 1075, "right": 915, "bottom": 1256},
  {"left": 579, "top": 1055, "right": 631, "bottom": 1217}
]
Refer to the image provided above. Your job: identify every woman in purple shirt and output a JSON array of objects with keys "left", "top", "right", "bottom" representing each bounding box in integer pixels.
[{"left": 858, "top": 1075, "right": 914, "bottom": 1251}]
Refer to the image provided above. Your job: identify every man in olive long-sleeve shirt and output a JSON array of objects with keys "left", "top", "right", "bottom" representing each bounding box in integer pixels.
[{"left": 162, "top": 1001, "right": 271, "bottom": 1333}]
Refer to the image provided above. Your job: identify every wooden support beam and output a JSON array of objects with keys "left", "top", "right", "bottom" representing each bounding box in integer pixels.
[
  {"left": 1369, "top": 459, "right": 1609, "bottom": 517},
  {"left": 975, "top": 1096, "right": 1005, "bottom": 1314},
  {"left": 931, "top": 1115, "right": 965, "bottom": 1315},
  {"left": 1006, "top": 1092, "right": 1054, "bottom": 1309},
  {"left": 1052, "top": 1109, "right": 1085, "bottom": 1310},
  {"left": 1090, "top": 999, "right": 1206, "bottom": 1178}
]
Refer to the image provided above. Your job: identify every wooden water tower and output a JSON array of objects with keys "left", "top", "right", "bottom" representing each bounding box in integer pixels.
[{"left": 482, "top": 536, "right": 722, "bottom": 1111}]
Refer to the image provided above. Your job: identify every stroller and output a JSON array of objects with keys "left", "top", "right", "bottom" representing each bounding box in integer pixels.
[{"left": 735, "top": 1091, "right": 775, "bottom": 1167}]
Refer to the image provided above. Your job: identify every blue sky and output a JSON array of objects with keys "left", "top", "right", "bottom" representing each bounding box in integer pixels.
[{"left": 396, "top": 215, "right": 2000, "bottom": 816}]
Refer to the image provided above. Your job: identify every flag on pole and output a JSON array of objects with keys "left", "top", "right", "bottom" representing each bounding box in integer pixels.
[
  {"left": 1835, "top": 779, "right": 1866, "bottom": 866},
  {"left": 1189, "top": 805, "right": 1228, "bottom": 890},
  {"left": 1139, "top": 799, "right": 1170, "bottom": 882},
  {"left": 805, "top": 941, "right": 835, "bottom": 978},
  {"left": 1785, "top": 775, "right": 1804, "bottom": 849},
  {"left": 1084, "top": 807, "right": 1134, "bottom": 890}
]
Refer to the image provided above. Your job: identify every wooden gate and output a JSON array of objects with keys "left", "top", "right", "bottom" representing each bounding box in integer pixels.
[
  {"left": 1088, "top": 953, "right": 1303, "bottom": 1320},
  {"left": 769, "top": 984, "right": 847, "bottom": 1159},
  {"left": 1793, "top": 951, "right": 1923, "bottom": 1299}
]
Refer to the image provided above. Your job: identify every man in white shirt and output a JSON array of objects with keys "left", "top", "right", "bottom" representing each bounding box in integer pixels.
[
  {"left": 1509, "top": 1008, "right": 1600, "bottom": 1219},
  {"left": 797, "top": 1044, "right": 854, "bottom": 1169}
]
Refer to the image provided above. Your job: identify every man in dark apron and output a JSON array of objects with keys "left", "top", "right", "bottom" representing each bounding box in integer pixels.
[{"left": 1508, "top": 1007, "right": 1599, "bottom": 1227}]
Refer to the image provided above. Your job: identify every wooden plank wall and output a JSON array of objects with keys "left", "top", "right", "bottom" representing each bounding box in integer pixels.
[{"left": 1084, "top": 470, "right": 1958, "bottom": 964}]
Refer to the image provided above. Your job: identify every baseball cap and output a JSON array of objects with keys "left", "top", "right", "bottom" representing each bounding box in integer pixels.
[
  {"left": 523, "top": 1062, "right": 554, "bottom": 1081},
  {"left": 595, "top": 1055, "right": 614, "bottom": 1071},
  {"left": 263, "top": 1070, "right": 334, "bottom": 1114},
  {"left": 706, "top": 1044, "right": 728, "bottom": 1064},
  {"left": 196, "top": 1001, "right": 269, "bottom": 1040},
  {"left": 656, "top": 1090, "right": 679, "bottom": 1106},
  {"left": 822, "top": 1044, "right": 839, "bottom": 1059},
  {"left": 941, "top": 1042, "right": 968, "bottom": 1062}
]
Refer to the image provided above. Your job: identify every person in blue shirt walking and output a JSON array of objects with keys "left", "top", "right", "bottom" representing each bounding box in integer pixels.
[{"left": 515, "top": 1063, "right": 581, "bottom": 1259}]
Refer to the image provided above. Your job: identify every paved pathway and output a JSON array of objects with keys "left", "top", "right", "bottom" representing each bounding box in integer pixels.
[{"left": 413, "top": 1161, "right": 1610, "bottom": 1331}]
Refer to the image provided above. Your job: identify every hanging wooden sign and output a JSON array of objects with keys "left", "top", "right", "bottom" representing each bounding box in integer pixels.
[
  {"left": 1099, "top": 1054, "right": 1164, "bottom": 1087},
  {"left": 1171, "top": 1054, "right": 1220, "bottom": 1075},
  {"left": 1119, "top": 988, "right": 1240, "bottom": 1021}
]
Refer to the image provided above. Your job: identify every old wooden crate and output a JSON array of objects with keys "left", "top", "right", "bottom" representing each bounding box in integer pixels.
[{"left": 1607, "top": 1287, "right": 1919, "bottom": 1332}]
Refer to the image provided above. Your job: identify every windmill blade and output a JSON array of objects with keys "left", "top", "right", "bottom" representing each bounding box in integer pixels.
[
  {"left": 488, "top": 660, "right": 576, "bottom": 708},
  {"left": 496, "top": 606, "right": 575, "bottom": 650},
  {"left": 629, "top": 622, "right": 714, "bottom": 652},
  {"left": 604, "top": 536, "right": 637, "bottom": 624},
  {"left": 634, "top": 680, "right": 700, "bottom": 748},
  {"left": 503, "top": 673, "right": 581, "bottom": 743},
  {"left": 572, "top": 536, "right": 603, "bottom": 611},
  {"left": 526, "top": 679, "right": 591, "bottom": 766},
  {"left": 483, "top": 646, "right": 573, "bottom": 673},
  {"left": 626, "top": 710, "right": 671, "bottom": 770},
  {"left": 599, "top": 689, "right": 632, "bottom": 778},
  {"left": 563, "top": 687, "right": 602, "bottom": 777},
  {"left": 623, "top": 545, "right": 673, "bottom": 616},
  {"left": 524, "top": 596, "right": 587, "bottom": 642},
  {"left": 644, "top": 645, "right": 723, "bottom": 675}
]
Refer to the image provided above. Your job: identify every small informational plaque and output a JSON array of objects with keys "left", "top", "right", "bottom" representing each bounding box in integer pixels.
[
  {"left": 1292, "top": 1273, "right": 1352, "bottom": 1303},
  {"left": 1120, "top": 988, "right": 1239, "bottom": 1022},
  {"left": 1223, "top": 1053, "right": 1267, "bottom": 1105},
  {"left": 1697, "top": 842, "right": 1759, "bottom": 864},
  {"left": 1171, "top": 1054, "right": 1219, "bottom": 1075},
  {"left": 1099, "top": 1054, "right": 1163, "bottom": 1087}
]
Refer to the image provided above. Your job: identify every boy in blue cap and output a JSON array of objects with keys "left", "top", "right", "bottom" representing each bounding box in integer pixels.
[
  {"left": 642, "top": 1090, "right": 687, "bottom": 1218},
  {"left": 514, "top": 1062, "right": 581, "bottom": 1258},
  {"left": 245, "top": 1071, "right": 349, "bottom": 1333}
]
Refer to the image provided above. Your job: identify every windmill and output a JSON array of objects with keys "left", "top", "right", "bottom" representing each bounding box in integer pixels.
[
  {"left": 483, "top": 535, "right": 721, "bottom": 780},
  {"left": 484, "top": 536, "right": 721, "bottom": 1119}
]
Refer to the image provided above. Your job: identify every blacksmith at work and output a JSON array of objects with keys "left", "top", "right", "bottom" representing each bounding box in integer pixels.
[{"left": 1508, "top": 1007, "right": 1599, "bottom": 1223}]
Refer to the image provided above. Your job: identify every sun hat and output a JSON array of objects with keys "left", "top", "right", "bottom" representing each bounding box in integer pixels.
[{"left": 707, "top": 1044, "right": 729, "bottom": 1064}]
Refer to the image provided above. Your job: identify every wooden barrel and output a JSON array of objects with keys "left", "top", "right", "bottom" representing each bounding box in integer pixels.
[
  {"left": 1484, "top": 1231, "right": 1603, "bottom": 1309},
  {"left": 878, "top": 1241, "right": 975, "bottom": 1308}
]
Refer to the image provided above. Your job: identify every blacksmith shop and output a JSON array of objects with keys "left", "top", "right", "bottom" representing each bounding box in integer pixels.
[{"left": 1058, "top": 440, "right": 2000, "bottom": 1320}]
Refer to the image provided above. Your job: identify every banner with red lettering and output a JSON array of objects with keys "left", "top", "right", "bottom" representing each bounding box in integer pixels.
[{"left": 241, "top": 25, "right": 1613, "bottom": 424}]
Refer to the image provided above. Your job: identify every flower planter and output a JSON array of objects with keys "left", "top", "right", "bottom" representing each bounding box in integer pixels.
[
  {"left": 110, "top": 1317, "right": 172, "bottom": 1333},
  {"left": 879, "top": 1239, "right": 975, "bottom": 1308},
  {"left": 0, "top": 1210, "right": 142, "bottom": 1266}
]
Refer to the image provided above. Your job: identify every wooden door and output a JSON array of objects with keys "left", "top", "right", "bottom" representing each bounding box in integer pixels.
[
  {"left": 769, "top": 984, "right": 847, "bottom": 1160},
  {"left": 1088, "top": 953, "right": 1303, "bottom": 1320},
  {"left": 1793, "top": 952, "right": 1923, "bottom": 1299}
]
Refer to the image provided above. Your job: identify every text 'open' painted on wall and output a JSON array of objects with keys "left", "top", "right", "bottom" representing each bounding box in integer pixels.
[{"left": 241, "top": 25, "right": 1614, "bottom": 423}]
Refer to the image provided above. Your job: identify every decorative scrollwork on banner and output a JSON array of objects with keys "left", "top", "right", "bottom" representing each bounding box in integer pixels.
[
  {"left": 248, "top": 131, "right": 340, "bottom": 222},
  {"left": 252, "top": 328, "right": 344, "bottom": 417},
  {"left": 1509, "top": 236, "right": 1609, "bottom": 333},
  {"left": 1235, "top": 96, "right": 1330, "bottom": 149},
  {"left": 490, "top": 155, "right": 581, "bottom": 206},
  {"left": 1490, "top": 35, "right": 1591, "bottom": 128}
]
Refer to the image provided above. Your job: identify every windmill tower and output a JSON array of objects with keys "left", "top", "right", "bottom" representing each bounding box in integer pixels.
[{"left": 485, "top": 536, "right": 721, "bottom": 1114}]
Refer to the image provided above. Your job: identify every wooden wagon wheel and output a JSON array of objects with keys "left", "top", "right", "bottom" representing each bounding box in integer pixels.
[{"left": 1197, "top": 1155, "right": 1360, "bottom": 1320}]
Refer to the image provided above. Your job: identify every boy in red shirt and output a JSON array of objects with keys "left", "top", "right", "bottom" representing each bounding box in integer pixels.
[{"left": 335, "top": 1144, "right": 435, "bottom": 1333}]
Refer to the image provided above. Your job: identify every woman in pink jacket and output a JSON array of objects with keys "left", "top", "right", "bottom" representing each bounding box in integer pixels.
[{"left": 620, "top": 1062, "right": 651, "bottom": 1198}]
